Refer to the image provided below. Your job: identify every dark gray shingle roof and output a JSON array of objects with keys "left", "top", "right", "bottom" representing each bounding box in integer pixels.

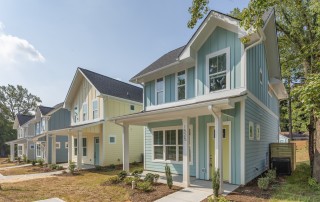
[
  {"left": 17, "top": 114, "right": 34, "bottom": 126},
  {"left": 39, "top": 106, "right": 55, "bottom": 116},
  {"left": 52, "top": 102, "right": 64, "bottom": 109},
  {"left": 79, "top": 68, "right": 143, "bottom": 103},
  {"left": 131, "top": 46, "right": 185, "bottom": 80}
]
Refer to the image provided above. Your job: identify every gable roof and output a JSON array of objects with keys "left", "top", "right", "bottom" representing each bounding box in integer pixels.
[
  {"left": 16, "top": 114, "right": 34, "bottom": 126},
  {"left": 39, "top": 106, "right": 55, "bottom": 116}
]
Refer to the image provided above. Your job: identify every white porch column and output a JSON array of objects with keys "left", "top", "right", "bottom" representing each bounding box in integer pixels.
[
  {"left": 68, "top": 133, "right": 72, "bottom": 163},
  {"left": 52, "top": 135, "right": 56, "bottom": 164},
  {"left": 77, "top": 131, "right": 83, "bottom": 170},
  {"left": 45, "top": 134, "right": 49, "bottom": 164},
  {"left": 10, "top": 143, "right": 14, "bottom": 162},
  {"left": 122, "top": 124, "right": 129, "bottom": 172},
  {"left": 212, "top": 110, "right": 223, "bottom": 194},
  {"left": 183, "top": 117, "right": 190, "bottom": 187}
]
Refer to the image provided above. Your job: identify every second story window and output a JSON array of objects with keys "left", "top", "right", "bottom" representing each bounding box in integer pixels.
[
  {"left": 82, "top": 103, "right": 88, "bottom": 121},
  {"left": 41, "top": 118, "right": 46, "bottom": 132},
  {"left": 92, "top": 100, "right": 99, "bottom": 119},
  {"left": 208, "top": 52, "right": 227, "bottom": 92},
  {"left": 74, "top": 106, "right": 79, "bottom": 123},
  {"left": 36, "top": 122, "right": 40, "bottom": 135},
  {"left": 156, "top": 78, "right": 164, "bottom": 105},
  {"left": 177, "top": 71, "right": 186, "bottom": 100}
]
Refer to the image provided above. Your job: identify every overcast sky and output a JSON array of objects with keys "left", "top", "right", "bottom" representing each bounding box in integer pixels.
[{"left": 0, "top": 0, "right": 249, "bottom": 107}]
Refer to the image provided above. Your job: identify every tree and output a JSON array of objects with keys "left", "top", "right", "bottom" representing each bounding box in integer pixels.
[
  {"left": 0, "top": 85, "right": 41, "bottom": 121},
  {"left": 0, "top": 112, "right": 16, "bottom": 157},
  {"left": 189, "top": 0, "right": 320, "bottom": 180}
]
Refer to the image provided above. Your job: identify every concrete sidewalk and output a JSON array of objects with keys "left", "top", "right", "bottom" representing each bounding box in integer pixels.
[
  {"left": 0, "top": 163, "right": 32, "bottom": 170},
  {"left": 0, "top": 170, "right": 64, "bottom": 183}
]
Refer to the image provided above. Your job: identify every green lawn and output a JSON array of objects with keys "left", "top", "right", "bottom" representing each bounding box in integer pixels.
[{"left": 271, "top": 162, "right": 320, "bottom": 202}]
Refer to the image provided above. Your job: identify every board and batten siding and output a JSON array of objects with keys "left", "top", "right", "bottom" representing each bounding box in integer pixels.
[
  {"left": 246, "top": 43, "right": 279, "bottom": 116},
  {"left": 245, "top": 97, "right": 278, "bottom": 183},
  {"left": 48, "top": 108, "right": 70, "bottom": 131},
  {"left": 48, "top": 136, "right": 68, "bottom": 163},
  {"left": 165, "top": 74, "right": 175, "bottom": 103},
  {"left": 197, "top": 26, "right": 242, "bottom": 96}
]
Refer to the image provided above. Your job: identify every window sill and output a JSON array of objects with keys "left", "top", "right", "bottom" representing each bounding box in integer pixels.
[{"left": 152, "top": 159, "right": 193, "bottom": 165}]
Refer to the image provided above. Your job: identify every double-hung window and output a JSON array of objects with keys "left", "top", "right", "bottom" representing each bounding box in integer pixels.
[
  {"left": 208, "top": 51, "right": 227, "bottom": 92},
  {"left": 36, "top": 122, "right": 40, "bottom": 135},
  {"left": 74, "top": 138, "right": 78, "bottom": 155},
  {"left": 153, "top": 131, "right": 164, "bottom": 160},
  {"left": 82, "top": 103, "right": 88, "bottom": 121},
  {"left": 177, "top": 71, "right": 186, "bottom": 100},
  {"left": 156, "top": 78, "right": 164, "bottom": 105},
  {"left": 82, "top": 138, "right": 87, "bottom": 156},
  {"left": 92, "top": 100, "right": 99, "bottom": 119},
  {"left": 36, "top": 143, "right": 41, "bottom": 157}
]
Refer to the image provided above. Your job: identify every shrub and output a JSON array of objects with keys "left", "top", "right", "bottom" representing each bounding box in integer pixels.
[
  {"left": 107, "top": 176, "right": 121, "bottom": 184},
  {"left": 165, "top": 164, "right": 173, "bottom": 189},
  {"left": 132, "top": 161, "right": 138, "bottom": 166},
  {"left": 95, "top": 165, "right": 102, "bottom": 171},
  {"left": 109, "top": 164, "right": 116, "bottom": 170},
  {"left": 131, "top": 168, "right": 143, "bottom": 177},
  {"left": 68, "top": 161, "right": 76, "bottom": 174},
  {"left": 208, "top": 196, "right": 229, "bottom": 202},
  {"left": 50, "top": 164, "right": 58, "bottom": 170},
  {"left": 308, "top": 178, "right": 320, "bottom": 190},
  {"left": 124, "top": 177, "right": 136, "bottom": 185},
  {"left": 212, "top": 169, "right": 220, "bottom": 198},
  {"left": 57, "top": 165, "right": 64, "bottom": 170},
  {"left": 7, "top": 155, "right": 11, "bottom": 162},
  {"left": 144, "top": 173, "right": 155, "bottom": 184},
  {"left": 136, "top": 181, "right": 153, "bottom": 192},
  {"left": 118, "top": 170, "right": 128, "bottom": 181},
  {"left": 266, "top": 169, "right": 276, "bottom": 183},
  {"left": 22, "top": 154, "right": 27, "bottom": 163},
  {"left": 154, "top": 174, "right": 160, "bottom": 182},
  {"left": 258, "top": 177, "right": 270, "bottom": 190},
  {"left": 38, "top": 159, "right": 44, "bottom": 166},
  {"left": 32, "top": 160, "right": 36, "bottom": 166},
  {"left": 17, "top": 157, "right": 21, "bottom": 163}
]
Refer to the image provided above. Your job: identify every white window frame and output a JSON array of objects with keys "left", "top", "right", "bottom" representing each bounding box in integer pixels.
[
  {"left": 256, "top": 124, "right": 261, "bottom": 141},
  {"left": 41, "top": 118, "right": 46, "bottom": 132},
  {"left": 155, "top": 77, "right": 165, "bottom": 105},
  {"left": 109, "top": 135, "right": 116, "bottom": 144},
  {"left": 249, "top": 121, "right": 254, "bottom": 140},
  {"left": 151, "top": 125, "right": 193, "bottom": 165},
  {"left": 36, "top": 122, "right": 41, "bottom": 135},
  {"left": 92, "top": 99, "right": 99, "bottom": 119},
  {"left": 74, "top": 105, "right": 79, "bottom": 123},
  {"left": 65, "top": 142, "right": 68, "bottom": 148},
  {"left": 56, "top": 142, "right": 61, "bottom": 149},
  {"left": 17, "top": 145, "right": 23, "bottom": 157},
  {"left": 176, "top": 70, "right": 187, "bottom": 101},
  {"left": 82, "top": 102, "right": 88, "bottom": 121},
  {"left": 205, "top": 47, "right": 230, "bottom": 94},
  {"left": 36, "top": 143, "right": 41, "bottom": 157}
]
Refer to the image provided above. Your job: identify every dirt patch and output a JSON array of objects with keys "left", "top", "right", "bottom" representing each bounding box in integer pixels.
[{"left": 0, "top": 166, "right": 63, "bottom": 176}]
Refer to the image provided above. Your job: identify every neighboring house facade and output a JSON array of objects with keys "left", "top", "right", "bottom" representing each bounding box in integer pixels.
[
  {"left": 7, "top": 114, "right": 36, "bottom": 161},
  {"left": 113, "top": 9, "right": 287, "bottom": 189},
  {"left": 63, "top": 68, "right": 144, "bottom": 169},
  {"left": 279, "top": 134, "right": 290, "bottom": 143},
  {"left": 32, "top": 103, "right": 70, "bottom": 164}
]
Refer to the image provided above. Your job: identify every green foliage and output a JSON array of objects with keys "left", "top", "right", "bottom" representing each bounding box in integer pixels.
[
  {"left": 131, "top": 168, "right": 143, "bottom": 177},
  {"left": 68, "top": 161, "right": 76, "bottom": 174},
  {"left": 22, "top": 154, "right": 27, "bottom": 163},
  {"left": 117, "top": 170, "right": 128, "bottom": 181},
  {"left": 17, "top": 157, "right": 21, "bottom": 163},
  {"left": 136, "top": 181, "right": 153, "bottom": 192},
  {"left": 37, "top": 159, "right": 44, "bottom": 166},
  {"left": 95, "top": 165, "right": 102, "bottom": 171},
  {"left": 165, "top": 164, "right": 173, "bottom": 189},
  {"left": 188, "top": 0, "right": 209, "bottom": 29},
  {"left": 258, "top": 177, "right": 270, "bottom": 190},
  {"left": 57, "top": 165, "right": 64, "bottom": 170},
  {"left": 107, "top": 176, "right": 121, "bottom": 184},
  {"left": 132, "top": 161, "right": 138, "bottom": 166},
  {"left": 109, "top": 164, "right": 115, "bottom": 170},
  {"left": 154, "top": 174, "right": 160, "bottom": 181},
  {"left": 124, "top": 177, "right": 136, "bottom": 185},
  {"left": 49, "top": 164, "right": 58, "bottom": 170},
  {"left": 308, "top": 178, "right": 320, "bottom": 190},
  {"left": 144, "top": 173, "right": 155, "bottom": 184},
  {"left": 208, "top": 196, "right": 229, "bottom": 202},
  {"left": 266, "top": 169, "right": 277, "bottom": 183},
  {"left": 212, "top": 169, "right": 220, "bottom": 197},
  {"left": 32, "top": 160, "right": 36, "bottom": 166}
]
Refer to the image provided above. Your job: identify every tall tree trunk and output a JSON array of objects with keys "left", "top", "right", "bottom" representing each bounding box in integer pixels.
[
  {"left": 315, "top": 118, "right": 320, "bottom": 182},
  {"left": 308, "top": 115, "right": 315, "bottom": 177}
]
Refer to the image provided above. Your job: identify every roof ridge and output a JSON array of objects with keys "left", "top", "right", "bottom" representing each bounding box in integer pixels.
[{"left": 78, "top": 67, "right": 141, "bottom": 90}]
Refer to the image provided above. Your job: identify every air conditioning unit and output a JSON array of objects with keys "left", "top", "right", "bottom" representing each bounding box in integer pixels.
[{"left": 271, "top": 157, "right": 291, "bottom": 175}]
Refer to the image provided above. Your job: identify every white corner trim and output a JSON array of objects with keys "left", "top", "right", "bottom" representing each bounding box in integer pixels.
[
  {"left": 196, "top": 116, "right": 199, "bottom": 179},
  {"left": 240, "top": 100, "right": 245, "bottom": 184},
  {"left": 247, "top": 91, "right": 279, "bottom": 120}
]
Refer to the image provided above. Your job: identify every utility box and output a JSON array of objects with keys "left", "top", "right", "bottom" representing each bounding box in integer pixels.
[
  {"left": 270, "top": 143, "right": 296, "bottom": 172},
  {"left": 271, "top": 157, "right": 292, "bottom": 175}
]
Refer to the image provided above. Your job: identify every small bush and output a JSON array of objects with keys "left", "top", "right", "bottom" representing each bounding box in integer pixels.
[
  {"left": 107, "top": 176, "right": 121, "bottom": 184},
  {"left": 258, "top": 177, "right": 270, "bottom": 190},
  {"left": 38, "top": 159, "right": 44, "bottom": 166},
  {"left": 32, "top": 160, "right": 36, "bottom": 166},
  {"left": 109, "top": 164, "right": 116, "bottom": 170},
  {"left": 144, "top": 173, "right": 155, "bottom": 184},
  {"left": 22, "top": 154, "right": 27, "bottom": 163},
  {"left": 154, "top": 174, "right": 160, "bottom": 182},
  {"left": 95, "top": 165, "right": 102, "bottom": 171},
  {"left": 165, "top": 164, "right": 173, "bottom": 189},
  {"left": 50, "top": 164, "right": 58, "bottom": 170},
  {"left": 124, "top": 177, "right": 136, "bottom": 185},
  {"left": 118, "top": 170, "right": 128, "bottom": 181},
  {"left": 308, "top": 178, "right": 320, "bottom": 190},
  {"left": 131, "top": 168, "right": 143, "bottom": 177},
  {"left": 266, "top": 169, "right": 276, "bottom": 183},
  {"left": 27, "top": 159, "right": 30, "bottom": 163},
  {"left": 212, "top": 169, "right": 220, "bottom": 198},
  {"left": 136, "top": 181, "right": 153, "bottom": 192},
  {"left": 68, "top": 161, "right": 76, "bottom": 174},
  {"left": 57, "top": 165, "right": 64, "bottom": 170}
]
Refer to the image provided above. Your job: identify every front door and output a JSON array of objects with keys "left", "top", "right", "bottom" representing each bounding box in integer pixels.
[
  {"left": 209, "top": 123, "right": 230, "bottom": 182},
  {"left": 94, "top": 137, "right": 100, "bottom": 165}
]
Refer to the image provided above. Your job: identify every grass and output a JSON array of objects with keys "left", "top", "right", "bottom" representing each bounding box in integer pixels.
[
  {"left": 0, "top": 158, "right": 16, "bottom": 168},
  {"left": 0, "top": 166, "right": 48, "bottom": 176},
  {"left": 271, "top": 162, "right": 320, "bottom": 202},
  {"left": 0, "top": 163, "right": 156, "bottom": 202}
]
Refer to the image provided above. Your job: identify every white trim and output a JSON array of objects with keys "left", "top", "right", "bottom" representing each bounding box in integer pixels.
[
  {"left": 206, "top": 121, "right": 232, "bottom": 182},
  {"left": 247, "top": 91, "right": 279, "bottom": 120},
  {"left": 240, "top": 100, "right": 245, "bottom": 184},
  {"left": 144, "top": 126, "right": 146, "bottom": 170},
  {"left": 151, "top": 125, "right": 193, "bottom": 165},
  {"left": 249, "top": 121, "right": 254, "bottom": 140},
  {"left": 205, "top": 47, "right": 231, "bottom": 94},
  {"left": 240, "top": 43, "right": 245, "bottom": 88},
  {"left": 195, "top": 53, "right": 198, "bottom": 96},
  {"left": 155, "top": 77, "right": 165, "bottom": 105},
  {"left": 56, "top": 142, "right": 61, "bottom": 149},
  {"left": 92, "top": 99, "right": 99, "bottom": 120},
  {"left": 108, "top": 135, "right": 116, "bottom": 144},
  {"left": 74, "top": 104, "right": 79, "bottom": 123},
  {"left": 195, "top": 116, "right": 199, "bottom": 179},
  {"left": 256, "top": 124, "right": 261, "bottom": 141}
]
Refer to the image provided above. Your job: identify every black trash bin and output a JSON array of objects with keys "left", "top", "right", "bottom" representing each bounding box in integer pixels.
[{"left": 271, "top": 157, "right": 291, "bottom": 175}]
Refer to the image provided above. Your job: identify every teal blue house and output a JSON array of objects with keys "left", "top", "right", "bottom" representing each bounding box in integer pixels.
[{"left": 113, "top": 10, "right": 287, "bottom": 190}]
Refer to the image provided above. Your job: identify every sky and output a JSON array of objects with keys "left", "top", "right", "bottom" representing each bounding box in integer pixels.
[{"left": 0, "top": 0, "right": 249, "bottom": 107}]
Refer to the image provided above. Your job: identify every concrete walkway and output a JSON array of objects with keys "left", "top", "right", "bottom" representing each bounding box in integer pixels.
[
  {"left": 141, "top": 171, "right": 239, "bottom": 202},
  {"left": 35, "top": 198, "right": 65, "bottom": 202},
  {"left": 0, "top": 163, "right": 32, "bottom": 170},
  {"left": 0, "top": 170, "right": 64, "bottom": 183}
]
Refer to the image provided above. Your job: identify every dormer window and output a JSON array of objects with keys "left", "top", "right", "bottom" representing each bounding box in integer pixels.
[
  {"left": 156, "top": 78, "right": 164, "bottom": 105},
  {"left": 74, "top": 106, "right": 79, "bottom": 123},
  {"left": 177, "top": 71, "right": 186, "bottom": 100},
  {"left": 82, "top": 103, "right": 88, "bottom": 121}
]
